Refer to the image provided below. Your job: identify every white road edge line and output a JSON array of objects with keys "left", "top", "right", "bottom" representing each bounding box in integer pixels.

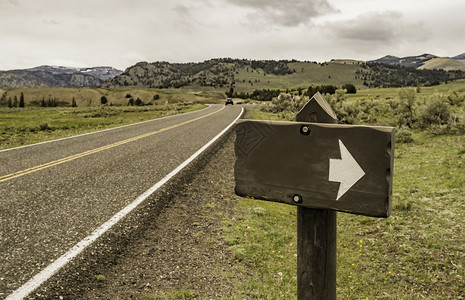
[
  {"left": 6, "top": 107, "right": 244, "bottom": 300},
  {"left": 0, "top": 104, "right": 211, "bottom": 153}
]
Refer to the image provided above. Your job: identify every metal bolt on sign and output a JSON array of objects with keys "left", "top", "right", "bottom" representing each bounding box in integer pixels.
[
  {"left": 292, "top": 194, "right": 303, "bottom": 204},
  {"left": 300, "top": 125, "right": 311, "bottom": 135},
  {"left": 234, "top": 92, "right": 395, "bottom": 299}
]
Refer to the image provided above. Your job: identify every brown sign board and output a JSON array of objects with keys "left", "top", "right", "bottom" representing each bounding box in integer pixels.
[{"left": 234, "top": 120, "right": 395, "bottom": 217}]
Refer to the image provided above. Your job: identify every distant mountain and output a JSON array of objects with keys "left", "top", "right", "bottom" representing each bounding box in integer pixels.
[
  {"left": 0, "top": 70, "right": 103, "bottom": 88},
  {"left": 369, "top": 55, "right": 403, "bottom": 65},
  {"left": 0, "top": 65, "right": 123, "bottom": 88},
  {"left": 369, "top": 53, "right": 465, "bottom": 71},
  {"left": 24, "top": 65, "right": 123, "bottom": 81},
  {"left": 452, "top": 53, "right": 465, "bottom": 60},
  {"left": 369, "top": 53, "right": 438, "bottom": 68}
]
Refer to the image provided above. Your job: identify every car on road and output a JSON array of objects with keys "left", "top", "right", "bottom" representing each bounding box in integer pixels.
[{"left": 225, "top": 98, "right": 234, "bottom": 105}]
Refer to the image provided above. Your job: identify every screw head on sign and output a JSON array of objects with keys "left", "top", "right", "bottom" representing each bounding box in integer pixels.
[
  {"left": 300, "top": 125, "right": 311, "bottom": 135},
  {"left": 292, "top": 194, "right": 303, "bottom": 204}
]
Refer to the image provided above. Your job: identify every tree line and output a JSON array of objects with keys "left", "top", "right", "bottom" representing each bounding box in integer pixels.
[
  {"left": 361, "top": 63, "right": 465, "bottom": 88},
  {"left": 0, "top": 92, "right": 25, "bottom": 108},
  {"left": 226, "top": 84, "right": 357, "bottom": 101}
]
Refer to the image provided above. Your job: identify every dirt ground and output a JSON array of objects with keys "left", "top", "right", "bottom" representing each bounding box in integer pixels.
[{"left": 82, "top": 134, "right": 245, "bottom": 299}]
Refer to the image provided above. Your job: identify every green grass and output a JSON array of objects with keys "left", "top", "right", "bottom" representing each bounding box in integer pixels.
[
  {"left": 345, "top": 79, "right": 465, "bottom": 102},
  {"left": 224, "top": 130, "right": 465, "bottom": 298},
  {"left": 0, "top": 103, "right": 206, "bottom": 149},
  {"left": 94, "top": 274, "right": 106, "bottom": 282},
  {"left": 147, "top": 287, "right": 196, "bottom": 299},
  {"left": 336, "top": 131, "right": 465, "bottom": 298},
  {"left": 222, "top": 200, "right": 298, "bottom": 298},
  {"left": 0, "top": 86, "right": 224, "bottom": 108},
  {"left": 233, "top": 61, "right": 364, "bottom": 93},
  {"left": 225, "top": 85, "right": 465, "bottom": 298},
  {"left": 243, "top": 106, "right": 294, "bottom": 121}
]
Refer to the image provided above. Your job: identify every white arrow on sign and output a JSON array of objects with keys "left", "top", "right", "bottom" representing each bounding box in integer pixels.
[{"left": 329, "top": 139, "right": 365, "bottom": 201}]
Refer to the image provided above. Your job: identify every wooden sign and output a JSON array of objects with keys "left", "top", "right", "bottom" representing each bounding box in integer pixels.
[{"left": 235, "top": 120, "right": 395, "bottom": 217}]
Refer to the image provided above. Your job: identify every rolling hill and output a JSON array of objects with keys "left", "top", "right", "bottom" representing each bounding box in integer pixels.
[
  {"left": 102, "top": 58, "right": 465, "bottom": 92},
  {"left": 101, "top": 59, "right": 368, "bottom": 92},
  {"left": 369, "top": 53, "right": 465, "bottom": 71},
  {"left": 2, "top": 54, "right": 465, "bottom": 90},
  {"left": 419, "top": 57, "right": 465, "bottom": 71}
]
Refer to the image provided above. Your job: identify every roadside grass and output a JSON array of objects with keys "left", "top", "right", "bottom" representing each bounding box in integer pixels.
[
  {"left": 222, "top": 199, "right": 298, "bottom": 298},
  {"left": 243, "top": 106, "right": 294, "bottom": 121},
  {"left": 147, "top": 287, "right": 196, "bottom": 299},
  {"left": 225, "top": 107, "right": 465, "bottom": 298},
  {"left": 0, "top": 103, "right": 206, "bottom": 150}
]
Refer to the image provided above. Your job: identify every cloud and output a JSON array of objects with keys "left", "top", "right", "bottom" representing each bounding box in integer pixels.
[
  {"left": 172, "top": 4, "right": 190, "bottom": 16},
  {"left": 0, "top": 0, "right": 18, "bottom": 6},
  {"left": 225, "top": 0, "right": 337, "bottom": 27},
  {"left": 326, "top": 11, "right": 431, "bottom": 43},
  {"left": 42, "top": 19, "right": 61, "bottom": 26}
]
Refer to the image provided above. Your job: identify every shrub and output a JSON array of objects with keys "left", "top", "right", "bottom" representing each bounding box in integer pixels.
[
  {"left": 134, "top": 98, "right": 143, "bottom": 106},
  {"left": 395, "top": 128, "right": 414, "bottom": 143},
  {"left": 39, "top": 123, "right": 51, "bottom": 131},
  {"left": 262, "top": 93, "right": 306, "bottom": 114},
  {"left": 448, "top": 91, "right": 465, "bottom": 106},
  {"left": 340, "top": 100, "right": 361, "bottom": 124},
  {"left": 417, "top": 96, "right": 451, "bottom": 129},
  {"left": 342, "top": 83, "right": 357, "bottom": 94},
  {"left": 100, "top": 96, "right": 108, "bottom": 105},
  {"left": 396, "top": 89, "right": 417, "bottom": 128}
]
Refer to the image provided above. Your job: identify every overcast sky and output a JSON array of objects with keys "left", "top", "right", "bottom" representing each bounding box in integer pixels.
[{"left": 1, "top": 0, "right": 464, "bottom": 70}]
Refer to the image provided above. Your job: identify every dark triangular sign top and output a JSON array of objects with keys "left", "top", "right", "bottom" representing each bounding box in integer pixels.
[{"left": 296, "top": 92, "right": 337, "bottom": 123}]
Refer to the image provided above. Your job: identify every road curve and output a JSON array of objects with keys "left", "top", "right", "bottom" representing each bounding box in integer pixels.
[{"left": 0, "top": 104, "right": 243, "bottom": 298}]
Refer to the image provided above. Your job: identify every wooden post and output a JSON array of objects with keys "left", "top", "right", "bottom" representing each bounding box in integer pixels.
[
  {"left": 296, "top": 92, "right": 337, "bottom": 299},
  {"left": 234, "top": 92, "right": 394, "bottom": 298}
]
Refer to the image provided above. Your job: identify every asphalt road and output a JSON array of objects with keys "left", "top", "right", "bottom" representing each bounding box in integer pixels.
[{"left": 0, "top": 104, "right": 243, "bottom": 298}]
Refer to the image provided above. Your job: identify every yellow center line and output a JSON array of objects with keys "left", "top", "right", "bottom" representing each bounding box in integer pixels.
[{"left": 0, "top": 106, "right": 225, "bottom": 183}]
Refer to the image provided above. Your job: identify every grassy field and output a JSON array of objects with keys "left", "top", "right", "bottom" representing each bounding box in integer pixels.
[
  {"left": 233, "top": 61, "right": 364, "bottom": 93},
  {"left": 224, "top": 82, "right": 465, "bottom": 298},
  {"left": 420, "top": 58, "right": 465, "bottom": 71},
  {"left": 0, "top": 103, "right": 206, "bottom": 150},
  {"left": 226, "top": 109, "right": 464, "bottom": 299},
  {"left": 345, "top": 79, "right": 465, "bottom": 102},
  {"left": 0, "top": 86, "right": 225, "bottom": 108}
]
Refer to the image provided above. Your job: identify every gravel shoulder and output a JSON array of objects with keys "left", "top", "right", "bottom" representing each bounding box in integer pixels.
[{"left": 79, "top": 133, "right": 245, "bottom": 299}]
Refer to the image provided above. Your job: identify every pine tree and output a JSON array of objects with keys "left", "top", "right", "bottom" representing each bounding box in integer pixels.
[
  {"left": 19, "top": 92, "right": 25, "bottom": 107},
  {"left": 100, "top": 96, "right": 108, "bottom": 105}
]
